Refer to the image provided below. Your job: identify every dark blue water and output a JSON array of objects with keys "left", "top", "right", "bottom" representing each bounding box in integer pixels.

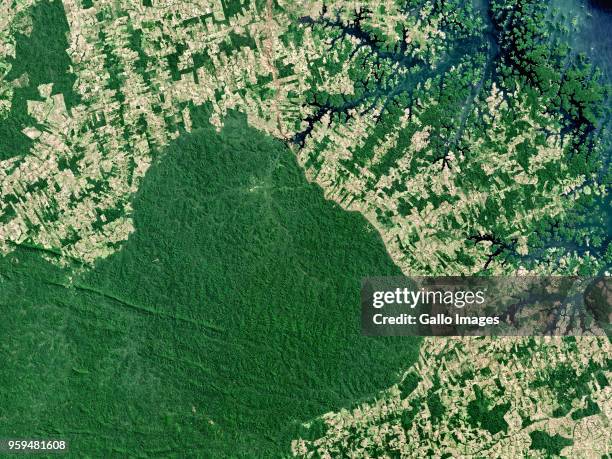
[{"left": 589, "top": 0, "right": 612, "bottom": 12}]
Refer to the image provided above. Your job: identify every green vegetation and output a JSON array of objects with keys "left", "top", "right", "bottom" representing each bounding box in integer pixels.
[
  {"left": 0, "top": 0, "right": 610, "bottom": 456},
  {"left": 571, "top": 398, "right": 600, "bottom": 421},
  {"left": 491, "top": 0, "right": 611, "bottom": 271},
  {"left": 291, "top": 0, "right": 610, "bottom": 275},
  {"left": 0, "top": 113, "right": 419, "bottom": 457},
  {"left": 398, "top": 371, "right": 420, "bottom": 398},
  {"left": 466, "top": 385, "right": 509, "bottom": 435},
  {"left": 529, "top": 430, "right": 573, "bottom": 456},
  {"left": 0, "top": 0, "right": 78, "bottom": 160},
  {"left": 530, "top": 359, "right": 610, "bottom": 418}
]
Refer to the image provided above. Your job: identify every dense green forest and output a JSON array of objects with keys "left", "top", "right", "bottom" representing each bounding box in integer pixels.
[{"left": 0, "top": 114, "right": 420, "bottom": 457}]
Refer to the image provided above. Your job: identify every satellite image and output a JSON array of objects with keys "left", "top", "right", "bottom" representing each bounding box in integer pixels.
[{"left": 0, "top": 0, "right": 610, "bottom": 457}]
